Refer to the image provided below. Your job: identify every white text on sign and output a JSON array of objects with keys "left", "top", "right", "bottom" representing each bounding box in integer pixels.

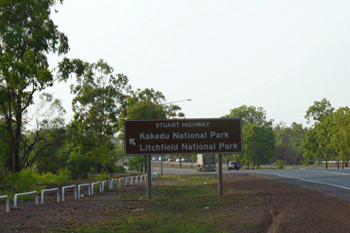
[{"left": 139, "top": 131, "right": 230, "bottom": 140}]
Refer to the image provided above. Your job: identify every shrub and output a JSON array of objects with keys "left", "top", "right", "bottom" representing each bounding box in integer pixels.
[
  {"left": 113, "top": 165, "right": 126, "bottom": 173},
  {"left": 56, "top": 167, "right": 71, "bottom": 183},
  {"left": 105, "top": 163, "right": 125, "bottom": 173},
  {"left": 4, "top": 169, "right": 37, "bottom": 192},
  {"left": 67, "top": 150, "right": 94, "bottom": 179},
  {"left": 97, "top": 169, "right": 109, "bottom": 182},
  {"left": 275, "top": 160, "right": 284, "bottom": 169},
  {"left": 36, "top": 168, "right": 71, "bottom": 184},
  {"left": 0, "top": 168, "right": 71, "bottom": 202},
  {"left": 128, "top": 155, "right": 145, "bottom": 172}
]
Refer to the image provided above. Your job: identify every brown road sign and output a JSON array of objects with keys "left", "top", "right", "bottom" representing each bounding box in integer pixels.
[{"left": 124, "top": 118, "right": 241, "bottom": 155}]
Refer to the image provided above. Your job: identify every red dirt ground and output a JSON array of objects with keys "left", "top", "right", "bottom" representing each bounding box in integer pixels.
[{"left": 1, "top": 173, "right": 350, "bottom": 232}]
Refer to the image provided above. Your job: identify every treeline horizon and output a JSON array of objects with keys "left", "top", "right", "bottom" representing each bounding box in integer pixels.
[{"left": 1, "top": 1, "right": 349, "bottom": 182}]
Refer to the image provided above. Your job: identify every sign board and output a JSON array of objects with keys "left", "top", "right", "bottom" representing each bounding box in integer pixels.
[{"left": 124, "top": 118, "right": 241, "bottom": 155}]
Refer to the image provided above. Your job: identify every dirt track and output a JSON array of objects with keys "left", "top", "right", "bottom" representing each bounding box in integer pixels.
[{"left": 1, "top": 173, "right": 350, "bottom": 232}]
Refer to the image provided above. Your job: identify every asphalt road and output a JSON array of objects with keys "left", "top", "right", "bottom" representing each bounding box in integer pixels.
[
  {"left": 152, "top": 166, "right": 350, "bottom": 201},
  {"left": 239, "top": 167, "right": 350, "bottom": 190}
]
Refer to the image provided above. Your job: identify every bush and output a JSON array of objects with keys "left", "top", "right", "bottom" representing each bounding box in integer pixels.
[
  {"left": 57, "top": 167, "right": 71, "bottom": 183},
  {"left": 113, "top": 165, "right": 126, "bottom": 173},
  {"left": 0, "top": 167, "right": 5, "bottom": 188},
  {"left": 36, "top": 168, "right": 71, "bottom": 184},
  {"left": 67, "top": 150, "right": 94, "bottom": 179},
  {"left": 105, "top": 163, "right": 126, "bottom": 174},
  {"left": 3, "top": 168, "right": 72, "bottom": 192},
  {"left": 275, "top": 160, "right": 284, "bottom": 169},
  {"left": 88, "top": 167, "right": 96, "bottom": 175},
  {"left": 128, "top": 156, "right": 145, "bottom": 172},
  {"left": 97, "top": 169, "right": 109, "bottom": 182},
  {"left": 4, "top": 169, "right": 37, "bottom": 192}
]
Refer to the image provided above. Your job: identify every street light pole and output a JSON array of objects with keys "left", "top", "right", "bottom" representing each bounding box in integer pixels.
[{"left": 159, "top": 98, "right": 191, "bottom": 175}]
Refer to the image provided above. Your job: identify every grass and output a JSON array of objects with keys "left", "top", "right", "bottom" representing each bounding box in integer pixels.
[
  {"left": 151, "top": 161, "right": 197, "bottom": 170},
  {"left": 74, "top": 175, "right": 244, "bottom": 233}
]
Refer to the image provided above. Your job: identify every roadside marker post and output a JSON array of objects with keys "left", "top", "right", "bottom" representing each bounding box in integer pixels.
[
  {"left": 0, "top": 195, "right": 9, "bottom": 212},
  {"left": 41, "top": 188, "right": 59, "bottom": 204},
  {"left": 78, "top": 183, "right": 91, "bottom": 198},
  {"left": 14, "top": 191, "right": 38, "bottom": 209},
  {"left": 62, "top": 185, "right": 77, "bottom": 201}
]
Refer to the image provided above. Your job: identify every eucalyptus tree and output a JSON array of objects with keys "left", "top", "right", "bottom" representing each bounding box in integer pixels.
[
  {"left": 274, "top": 122, "right": 307, "bottom": 165},
  {"left": 289, "top": 123, "right": 307, "bottom": 164},
  {"left": 0, "top": 0, "right": 73, "bottom": 172},
  {"left": 118, "top": 88, "right": 184, "bottom": 172},
  {"left": 123, "top": 88, "right": 184, "bottom": 119},
  {"left": 330, "top": 107, "right": 350, "bottom": 168},
  {"left": 118, "top": 88, "right": 184, "bottom": 137},
  {"left": 22, "top": 93, "right": 67, "bottom": 173},
  {"left": 305, "top": 98, "right": 334, "bottom": 124},
  {"left": 303, "top": 99, "right": 335, "bottom": 168},
  {"left": 244, "top": 123, "right": 275, "bottom": 169},
  {"left": 223, "top": 105, "right": 267, "bottom": 127},
  {"left": 0, "top": 119, "right": 10, "bottom": 167},
  {"left": 70, "top": 59, "right": 130, "bottom": 173},
  {"left": 222, "top": 105, "right": 275, "bottom": 169},
  {"left": 303, "top": 127, "right": 320, "bottom": 164},
  {"left": 303, "top": 120, "right": 334, "bottom": 168}
]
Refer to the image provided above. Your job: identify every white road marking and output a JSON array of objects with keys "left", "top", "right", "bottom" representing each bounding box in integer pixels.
[
  {"left": 321, "top": 171, "right": 349, "bottom": 176},
  {"left": 250, "top": 171, "right": 350, "bottom": 191}
]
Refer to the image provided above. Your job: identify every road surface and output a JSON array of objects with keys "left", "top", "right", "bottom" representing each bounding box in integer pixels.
[
  {"left": 240, "top": 167, "right": 350, "bottom": 190},
  {"left": 152, "top": 166, "right": 350, "bottom": 201}
]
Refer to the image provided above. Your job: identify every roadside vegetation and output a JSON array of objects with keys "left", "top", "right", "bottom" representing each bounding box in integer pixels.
[
  {"left": 72, "top": 175, "right": 244, "bottom": 233},
  {"left": 0, "top": 168, "right": 71, "bottom": 202},
  {"left": 275, "top": 160, "right": 284, "bottom": 170},
  {"left": 1, "top": 1, "right": 350, "bottom": 206}
]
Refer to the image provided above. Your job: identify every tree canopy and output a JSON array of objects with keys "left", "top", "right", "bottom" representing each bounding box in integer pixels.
[
  {"left": 274, "top": 122, "right": 307, "bottom": 165},
  {"left": 0, "top": 0, "right": 70, "bottom": 172},
  {"left": 223, "top": 105, "right": 267, "bottom": 126},
  {"left": 118, "top": 88, "right": 184, "bottom": 172},
  {"left": 69, "top": 59, "right": 130, "bottom": 173},
  {"left": 223, "top": 105, "right": 275, "bottom": 169},
  {"left": 303, "top": 100, "right": 350, "bottom": 169}
]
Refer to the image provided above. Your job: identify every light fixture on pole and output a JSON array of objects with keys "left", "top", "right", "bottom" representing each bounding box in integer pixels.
[{"left": 162, "top": 99, "right": 191, "bottom": 105}]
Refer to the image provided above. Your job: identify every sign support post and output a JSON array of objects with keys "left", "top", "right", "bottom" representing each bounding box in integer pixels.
[
  {"left": 218, "top": 154, "right": 223, "bottom": 195},
  {"left": 147, "top": 155, "right": 152, "bottom": 199}
]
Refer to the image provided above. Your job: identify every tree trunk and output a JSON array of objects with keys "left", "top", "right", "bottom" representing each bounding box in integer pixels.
[
  {"left": 96, "top": 162, "right": 101, "bottom": 174},
  {"left": 326, "top": 161, "right": 328, "bottom": 169},
  {"left": 14, "top": 110, "right": 23, "bottom": 172},
  {"left": 144, "top": 155, "right": 147, "bottom": 173},
  {"left": 5, "top": 108, "right": 16, "bottom": 171}
]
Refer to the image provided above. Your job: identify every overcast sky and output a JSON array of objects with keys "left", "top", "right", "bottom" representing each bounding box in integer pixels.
[{"left": 42, "top": 0, "right": 350, "bottom": 127}]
